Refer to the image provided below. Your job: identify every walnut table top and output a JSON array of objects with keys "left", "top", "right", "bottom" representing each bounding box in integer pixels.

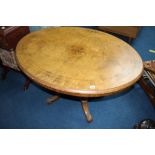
[{"left": 16, "top": 27, "right": 143, "bottom": 98}]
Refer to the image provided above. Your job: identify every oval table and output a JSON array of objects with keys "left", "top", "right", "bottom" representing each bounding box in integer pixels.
[{"left": 16, "top": 27, "right": 143, "bottom": 122}]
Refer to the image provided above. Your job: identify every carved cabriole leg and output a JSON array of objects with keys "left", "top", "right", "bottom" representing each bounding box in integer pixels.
[
  {"left": 81, "top": 99, "right": 93, "bottom": 123},
  {"left": 47, "top": 94, "right": 60, "bottom": 104}
]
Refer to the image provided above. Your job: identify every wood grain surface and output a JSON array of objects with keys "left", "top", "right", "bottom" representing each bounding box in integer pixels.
[{"left": 16, "top": 27, "right": 143, "bottom": 97}]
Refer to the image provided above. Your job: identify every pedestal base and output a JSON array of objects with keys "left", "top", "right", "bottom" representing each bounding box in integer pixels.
[{"left": 47, "top": 95, "right": 93, "bottom": 123}]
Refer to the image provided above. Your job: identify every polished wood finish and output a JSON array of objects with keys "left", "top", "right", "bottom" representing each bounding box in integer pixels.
[
  {"left": 0, "top": 26, "right": 29, "bottom": 50},
  {"left": 0, "top": 26, "right": 31, "bottom": 90},
  {"left": 81, "top": 100, "right": 93, "bottom": 123},
  {"left": 98, "top": 26, "right": 141, "bottom": 39},
  {"left": 16, "top": 27, "right": 143, "bottom": 98}
]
